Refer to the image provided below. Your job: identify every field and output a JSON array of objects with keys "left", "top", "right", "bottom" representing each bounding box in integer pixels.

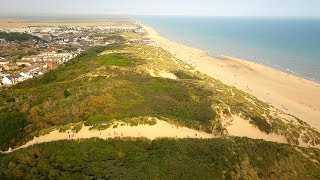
[{"left": 0, "top": 19, "right": 134, "bottom": 28}]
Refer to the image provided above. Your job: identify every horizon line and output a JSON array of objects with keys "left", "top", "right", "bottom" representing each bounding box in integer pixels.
[{"left": 0, "top": 13, "right": 320, "bottom": 19}]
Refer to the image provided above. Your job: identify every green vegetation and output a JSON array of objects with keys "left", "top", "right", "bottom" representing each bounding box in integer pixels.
[
  {"left": 97, "top": 53, "right": 131, "bottom": 67},
  {"left": 71, "top": 122, "right": 83, "bottom": 133},
  {"left": 0, "top": 137, "right": 319, "bottom": 179},
  {"left": 0, "top": 33, "right": 320, "bottom": 179},
  {"left": 0, "top": 112, "right": 28, "bottom": 149},
  {"left": 173, "top": 70, "right": 200, "bottom": 80},
  {"left": 0, "top": 45, "right": 218, "bottom": 149},
  {"left": 86, "top": 116, "right": 158, "bottom": 131},
  {"left": 103, "top": 34, "right": 126, "bottom": 43},
  {"left": 0, "top": 44, "right": 319, "bottom": 151},
  {"left": 40, "top": 70, "right": 57, "bottom": 84},
  {"left": 0, "top": 32, "right": 41, "bottom": 42},
  {"left": 9, "top": 50, "right": 36, "bottom": 59},
  {"left": 84, "top": 114, "right": 134, "bottom": 126},
  {"left": 63, "top": 89, "right": 71, "bottom": 98},
  {"left": 0, "top": 49, "right": 38, "bottom": 60}
]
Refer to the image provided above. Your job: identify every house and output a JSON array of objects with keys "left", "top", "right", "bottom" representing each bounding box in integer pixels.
[
  {"left": 0, "top": 73, "right": 9, "bottom": 78},
  {"left": 19, "top": 71, "right": 32, "bottom": 79},
  {"left": 45, "top": 61, "right": 59, "bottom": 68},
  {"left": 2, "top": 76, "right": 14, "bottom": 85},
  {"left": 15, "top": 74, "right": 24, "bottom": 82},
  {"left": 2, "top": 63, "right": 18, "bottom": 71},
  {"left": 0, "top": 60, "right": 10, "bottom": 65}
]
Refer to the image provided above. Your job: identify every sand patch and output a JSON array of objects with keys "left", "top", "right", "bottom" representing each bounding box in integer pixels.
[
  {"left": 224, "top": 115, "right": 286, "bottom": 144},
  {"left": 147, "top": 69, "right": 177, "bottom": 80},
  {"left": 158, "top": 70, "right": 177, "bottom": 79},
  {"left": 148, "top": 69, "right": 156, "bottom": 77}
]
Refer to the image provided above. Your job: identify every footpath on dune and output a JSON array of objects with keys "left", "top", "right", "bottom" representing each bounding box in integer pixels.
[{"left": 1, "top": 119, "right": 215, "bottom": 153}]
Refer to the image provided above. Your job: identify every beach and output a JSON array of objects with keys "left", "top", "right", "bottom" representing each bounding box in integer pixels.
[{"left": 143, "top": 25, "right": 320, "bottom": 130}]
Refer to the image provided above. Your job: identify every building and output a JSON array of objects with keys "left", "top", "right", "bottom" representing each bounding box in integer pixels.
[
  {"left": 2, "top": 63, "right": 18, "bottom": 71},
  {"left": 2, "top": 76, "right": 14, "bottom": 85},
  {"left": 19, "top": 71, "right": 33, "bottom": 79},
  {"left": 0, "top": 59, "right": 10, "bottom": 65}
]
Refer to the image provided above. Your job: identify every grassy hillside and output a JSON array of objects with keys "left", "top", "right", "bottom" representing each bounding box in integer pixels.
[
  {"left": 0, "top": 44, "right": 319, "bottom": 150},
  {"left": 0, "top": 137, "right": 319, "bottom": 179}
]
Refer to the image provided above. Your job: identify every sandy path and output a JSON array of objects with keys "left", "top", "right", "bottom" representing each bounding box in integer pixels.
[
  {"left": 2, "top": 120, "right": 214, "bottom": 153},
  {"left": 2, "top": 118, "right": 319, "bottom": 154},
  {"left": 142, "top": 25, "right": 320, "bottom": 130}
]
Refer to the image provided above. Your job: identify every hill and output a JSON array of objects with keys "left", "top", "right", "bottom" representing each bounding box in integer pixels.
[{"left": 1, "top": 43, "right": 319, "bottom": 150}]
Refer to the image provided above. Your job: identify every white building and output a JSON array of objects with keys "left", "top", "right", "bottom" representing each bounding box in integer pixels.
[
  {"left": 0, "top": 60, "right": 9, "bottom": 65},
  {"left": 2, "top": 76, "right": 14, "bottom": 85},
  {"left": 19, "top": 71, "right": 33, "bottom": 79}
]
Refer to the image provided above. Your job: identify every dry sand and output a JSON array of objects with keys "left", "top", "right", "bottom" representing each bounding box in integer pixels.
[
  {"left": 143, "top": 25, "right": 320, "bottom": 130},
  {"left": 4, "top": 120, "right": 214, "bottom": 153},
  {"left": 224, "top": 115, "right": 287, "bottom": 144}
]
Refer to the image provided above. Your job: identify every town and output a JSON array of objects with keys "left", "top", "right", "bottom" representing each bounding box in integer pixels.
[{"left": 0, "top": 22, "right": 147, "bottom": 89}]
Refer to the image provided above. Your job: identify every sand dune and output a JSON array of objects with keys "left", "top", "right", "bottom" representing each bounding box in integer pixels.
[{"left": 143, "top": 25, "right": 320, "bottom": 130}]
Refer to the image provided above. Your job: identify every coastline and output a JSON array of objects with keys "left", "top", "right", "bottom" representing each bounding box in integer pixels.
[{"left": 142, "top": 25, "right": 320, "bottom": 130}]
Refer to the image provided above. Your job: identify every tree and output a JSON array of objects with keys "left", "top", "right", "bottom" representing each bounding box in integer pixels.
[{"left": 64, "top": 90, "right": 71, "bottom": 98}]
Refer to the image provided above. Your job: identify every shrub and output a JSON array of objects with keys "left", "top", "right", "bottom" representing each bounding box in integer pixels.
[
  {"left": 250, "top": 116, "right": 272, "bottom": 134},
  {"left": 64, "top": 90, "right": 71, "bottom": 98},
  {"left": 71, "top": 123, "right": 83, "bottom": 133},
  {"left": 0, "top": 111, "right": 28, "bottom": 150},
  {"left": 40, "top": 70, "right": 57, "bottom": 84},
  {"left": 97, "top": 53, "right": 131, "bottom": 67},
  {"left": 173, "top": 71, "right": 199, "bottom": 80},
  {"left": 1, "top": 138, "right": 320, "bottom": 179}
]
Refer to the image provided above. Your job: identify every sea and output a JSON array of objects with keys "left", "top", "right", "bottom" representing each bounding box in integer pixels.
[{"left": 137, "top": 16, "right": 320, "bottom": 82}]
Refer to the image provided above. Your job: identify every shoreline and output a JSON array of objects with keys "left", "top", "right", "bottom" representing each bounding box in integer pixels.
[{"left": 142, "top": 24, "right": 320, "bottom": 130}]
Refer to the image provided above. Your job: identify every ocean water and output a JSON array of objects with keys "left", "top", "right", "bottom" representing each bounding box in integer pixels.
[{"left": 138, "top": 16, "right": 320, "bottom": 82}]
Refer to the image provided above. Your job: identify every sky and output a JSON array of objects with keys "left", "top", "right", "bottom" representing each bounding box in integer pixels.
[{"left": 0, "top": 0, "right": 319, "bottom": 17}]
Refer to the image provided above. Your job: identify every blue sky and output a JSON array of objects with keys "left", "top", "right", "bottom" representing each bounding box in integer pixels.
[{"left": 0, "top": 0, "right": 319, "bottom": 17}]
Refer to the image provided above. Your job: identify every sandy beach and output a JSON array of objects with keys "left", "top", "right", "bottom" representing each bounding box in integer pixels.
[{"left": 142, "top": 25, "right": 320, "bottom": 130}]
